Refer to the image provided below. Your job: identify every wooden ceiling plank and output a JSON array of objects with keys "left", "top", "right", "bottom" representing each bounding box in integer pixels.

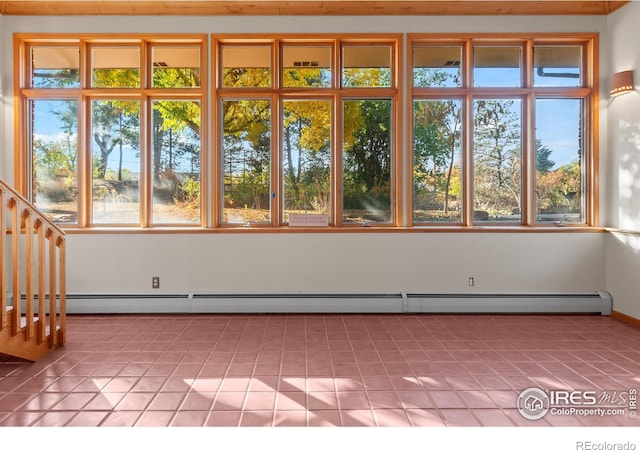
[{"left": 0, "top": 0, "right": 631, "bottom": 16}]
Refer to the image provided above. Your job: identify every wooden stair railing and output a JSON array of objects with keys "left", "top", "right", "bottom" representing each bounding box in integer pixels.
[{"left": 1, "top": 178, "right": 66, "bottom": 361}]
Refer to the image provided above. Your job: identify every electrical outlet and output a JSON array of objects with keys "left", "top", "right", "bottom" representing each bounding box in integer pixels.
[
  {"left": 152, "top": 276, "right": 160, "bottom": 289},
  {"left": 468, "top": 277, "right": 475, "bottom": 287}
]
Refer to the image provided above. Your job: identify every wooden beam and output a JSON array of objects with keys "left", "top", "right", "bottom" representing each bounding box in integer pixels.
[{"left": 0, "top": 0, "right": 631, "bottom": 16}]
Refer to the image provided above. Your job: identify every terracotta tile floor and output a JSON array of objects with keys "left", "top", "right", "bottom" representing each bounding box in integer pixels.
[{"left": 1, "top": 314, "right": 639, "bottom": 427}]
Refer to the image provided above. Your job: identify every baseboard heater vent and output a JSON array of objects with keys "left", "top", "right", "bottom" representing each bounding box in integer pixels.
[
  {"left": 65, "top": 291, "right": 612, "bottom": 315},
  {"left": 403, "top": 292, "right": 612, "bottom": 315}
]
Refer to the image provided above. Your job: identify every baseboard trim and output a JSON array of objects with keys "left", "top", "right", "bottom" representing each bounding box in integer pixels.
[{"left": 611, "top": 310, "right": 640, "bottom": 329}]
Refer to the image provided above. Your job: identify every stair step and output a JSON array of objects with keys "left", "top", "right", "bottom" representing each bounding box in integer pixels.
[{"left": 1, "top": 311, "right": 53, "bottom": 337}]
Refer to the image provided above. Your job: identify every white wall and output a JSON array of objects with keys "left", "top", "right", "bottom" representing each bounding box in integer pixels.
[
  {"left": 67, "top": 232, "right": 606, "bottom": 295},
  {"left": 605, "top": 2, "right": 640, "bottom": 319},
  {"left": 607, "top": 232, "right": 640, "bottom": 319},
  {"left": 606, "top": 2, "right": 640, "bottom": 230},
  {"left": 0, "top": 13, "right": 616, "bottom": 312}
]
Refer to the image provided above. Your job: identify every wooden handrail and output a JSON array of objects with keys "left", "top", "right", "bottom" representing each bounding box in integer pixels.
[{"left": 1, "top": 178, "right": 66, "bottom": 360}]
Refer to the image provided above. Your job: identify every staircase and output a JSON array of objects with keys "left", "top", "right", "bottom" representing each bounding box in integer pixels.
[{"left": 1, "top": 179, "right": 66, "bottom": 361}]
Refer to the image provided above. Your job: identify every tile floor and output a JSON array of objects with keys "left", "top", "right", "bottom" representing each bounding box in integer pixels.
[{"left": 1, "top": 314, "right": 639, "bottom": 427}]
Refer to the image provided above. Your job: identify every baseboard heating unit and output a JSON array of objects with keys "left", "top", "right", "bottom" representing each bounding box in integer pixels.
[{"left": 65, "top": 291, "right": 612, "bottom": 315}]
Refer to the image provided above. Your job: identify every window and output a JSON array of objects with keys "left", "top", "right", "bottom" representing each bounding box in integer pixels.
[
  {"left": 215, "top": 36, "right": 399, "bottom": 227},
  {"left": 222, "top": 99, "right": 272, "bottom": 224},
  {"left": 31, "top": 45, "right": 80, "bottom": 88},
  {"left": 535, "top": 98, "right": 584, "bottom": 223},
  {"left": 16, "top": 35, "right": 206, "bottom": 227},
  {"left": 412, "top": 98, "right": 462, "bottom": 223},
  {"left": 91, "top": 46, "right": 141, "bottom": 88},
  {"left": 282, "top": 45, "right": 332, "bottom": 88},
  {"left": 31, "top": 99, "right": 79, "bottom": 223},
  {"left": 343, "top": 98, "right": 393, "bottom": 224},
  {"left": 90, "top": 99, "right": 141, "bottom": 225},
  {"left": 413, "top": 46, "right": 462, "bottom": 88},
  {"left": 410, "top": 35, "right": 596, "bottom": 226},
  {"left": 533, "top": 46, "right": 582, "bottom": 87},
  {"left": 222, "top": 45, "right": 271, "bottom": 88},
  {"left": 16, "top": 33, "right": 596, "bottom": 231},
  {"left": 473, "top": 46, "right": 522, "bottom": 87},
  {"left": 342, "top": 45, "right": 392, "bottom": 88},
  {"left": 282, "top": 99, "right": 332, "bottom": 220},
  {"left": 473, "top": 98, "right": 523, "bottom": 223}
]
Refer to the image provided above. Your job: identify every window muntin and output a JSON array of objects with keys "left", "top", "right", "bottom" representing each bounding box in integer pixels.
[
  {"left": 222, "top": 99, "right": 272, "bottom": 224},
  {"left": 90, "top": 99, "right": 141, "bottom": 225},
  {"left": 412, "top": 99, "right": 463, "bottom": 224},
  {"left": 473, "top": 98, "right": 523, "bottom": 223},
  {"left": 342, "top": 45, "right": 392, "bottom": 88},
  {"left": 282, "top": 99, "right": 332, "bottom": 222},
  {"left": 473, "top": 46, "right": 522, "bottom": 87},
  {"left": 342, "top": 98, "right": 393, "bottom": 224},
  {"left": 413, "top": 46, "right": 462, "bottom": 88},
  {"left": 151, "top": 99, "right": 202, "bottom": 224},
  {"left": 30, "top": 99, "right": 79, "bottom": 224},
  {"left": 282, "top": 45, "right": 332, "bottom": 88},
  {"left": 222, "top": 45, "right": 272, "bottom": 88},
  {"left": 91, "top": 46, "right": 141, "bottom": 88},
  {"left": 30, "top": 46, "right": 80, "bottom": 88},
  {"left": 152, "top": 46, "right": 201, "bottom": 88},
  {"left": 533, "top": 46, "right": 582, "bottom": 87},
  {"left": 535, "top": 98, "right": 584, "bottom": 223}
]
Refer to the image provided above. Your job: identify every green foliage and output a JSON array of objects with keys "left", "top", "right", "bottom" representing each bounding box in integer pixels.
[
  {"left": 92, "top": 68, "right": 140, "bottom": 88},
  {"left": 222, "top": 99, "right": 272, "bottom": 220},
  {"left": 174, "top": 176, "right": 201, "bottom": 210},
  {"left": 342, "top": 99, "right": 392, "bottom": 220},
  {"left": 282, "top": 100, "right": 331, "bottom": 212},
  {"left": 30, "top": 49, "right": 206, "bottom": 223},
  {"left": 34, "top": 139, "right": 76, "bottom": 178},
  {"left": 32, "top": 106, "right": 79, "bottom": 206},
  {"left": 91, "top": 100, "right": 140, "bottom": 180},
  {"left": 154, "top": 100, "right": 201, "bottom": 134},
  {"left": 537, "top": 160, "right": 581, "bottom": 214},
  {"left": 223, "top": 68, "right": 271, "bottom": 88},
  {"left": 536, "top": 139, "right": 556, "bottom": 173},
  {"left": 33, "top": 69, "right": 79, "bottom": 88},
  {"left": 283, "top": 67, "right": 331, "bottom": 88},
  {"left": 342, "top": 68, "right": 391, "bottom": 88},
  {"left": 413, "top": 67, "right": 460, "bottom": 88},
  {"left": 153, "top": 67, "right": 200, "bottom": 88},
  {"left": 412, "top": 99, "right": 462, "bottom": 220}
]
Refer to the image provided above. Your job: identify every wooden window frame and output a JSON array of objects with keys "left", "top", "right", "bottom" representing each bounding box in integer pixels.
[
  {"left": 407, "top": 33, "right": 599, "bottom": 228},
  {"left": 213, "top": 34, "right": 402, "bottom": 229},
  {"left": 12, "top": 32, "right": 599, "bottom": 233},
  {"left": 14, "top": 34, "right": 208, "bottom": 229}
]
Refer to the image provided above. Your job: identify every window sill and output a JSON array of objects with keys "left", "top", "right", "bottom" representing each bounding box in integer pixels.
[{"left": 60, "top": 225, "right": 606, "bottom": 234}]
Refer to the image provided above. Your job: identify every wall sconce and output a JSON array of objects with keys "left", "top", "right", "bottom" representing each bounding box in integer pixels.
[{"left": 610, "top": 70, "right": 634, "bottom": 97}]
